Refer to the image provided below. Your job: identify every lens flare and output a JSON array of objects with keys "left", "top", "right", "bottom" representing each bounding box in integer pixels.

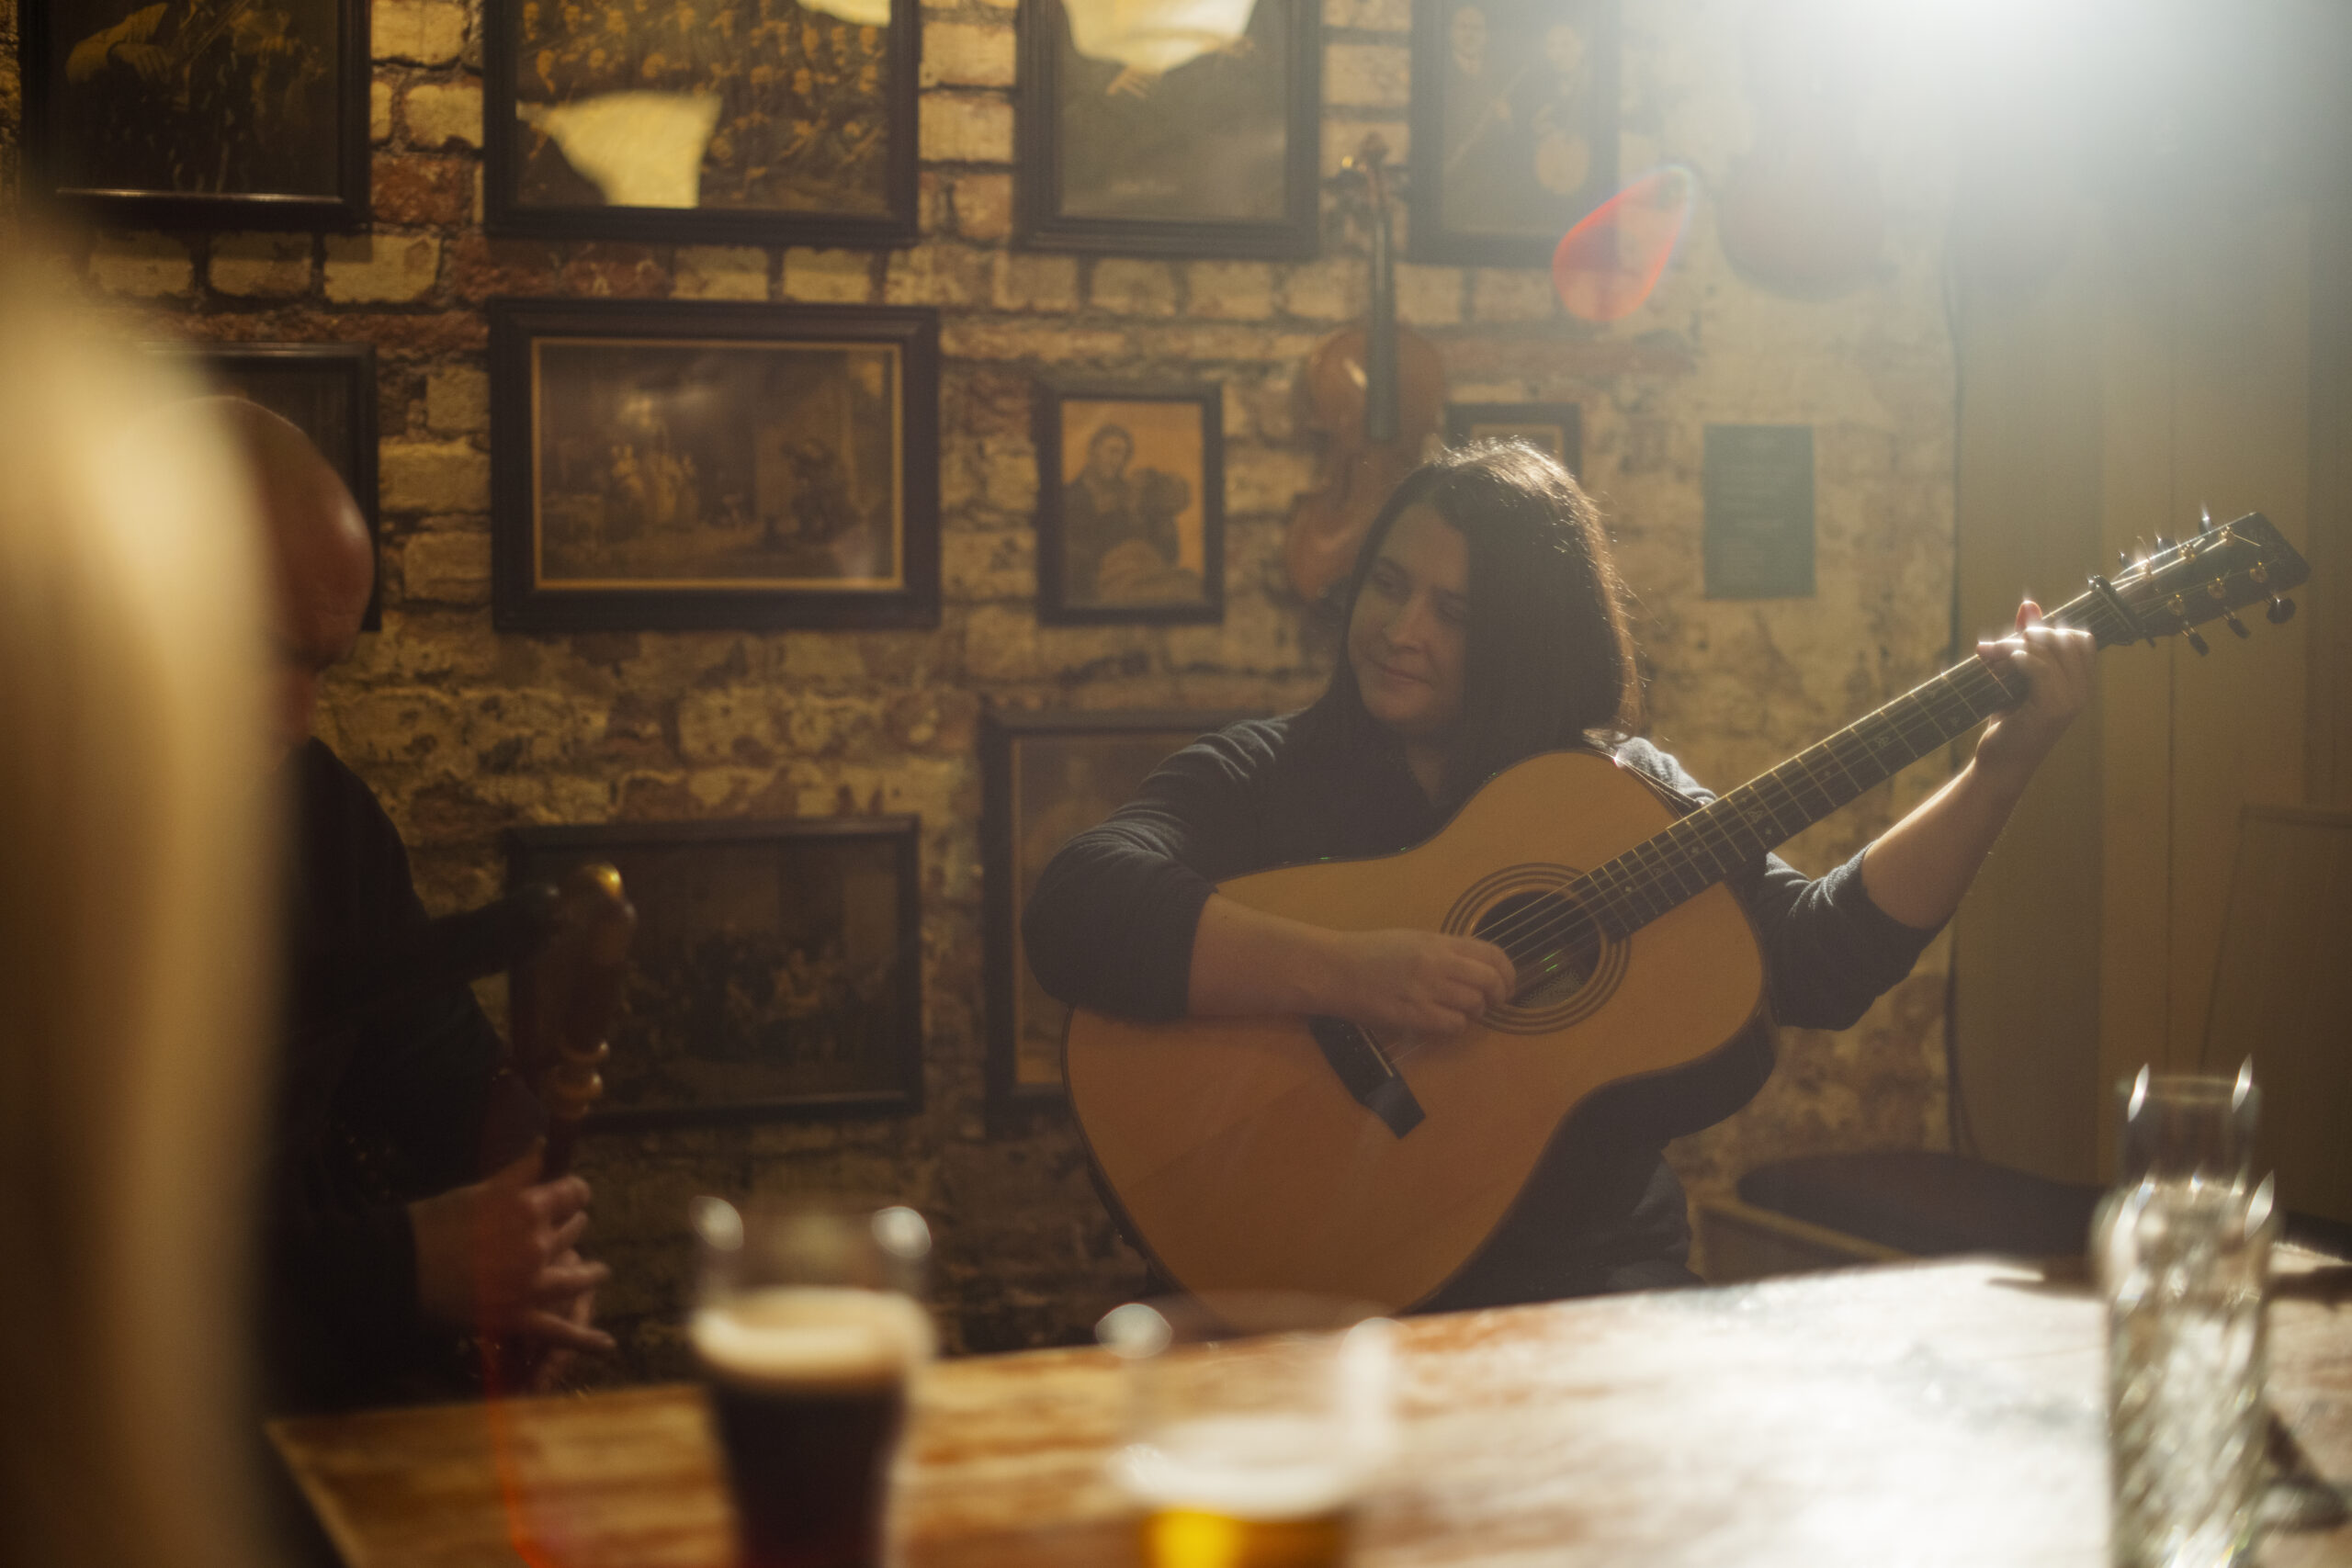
[{"left": 1551, "top": 165, "right": 1698, "bottom": 323}]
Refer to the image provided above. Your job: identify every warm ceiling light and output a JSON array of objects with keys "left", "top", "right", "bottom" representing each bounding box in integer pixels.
[{"left": 1062, "top": 0, "right": 1258, "bottom": 75}]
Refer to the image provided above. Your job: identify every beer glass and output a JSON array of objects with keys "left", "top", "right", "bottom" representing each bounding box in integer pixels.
[
  {"left": 689, "top": 1198, "right": 933, "bottom": 1568},
  {"left": 1098, "top": 1295, "right": 1396, "bottom": 1568},
  {"left": 2096, "top": 1066, "right": 2275, "bottom": 1568}
]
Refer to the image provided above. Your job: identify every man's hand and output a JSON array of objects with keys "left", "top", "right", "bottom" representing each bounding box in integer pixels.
[
  {"left": 1973, "top": 600, "right": 2097, "bottom": 796},
  {"left": 409, "top": 1146, "right": 616, "bottom": 1354},
  {"left": 1330, "top": 928, "right": 1516, "bottom": 1039}
]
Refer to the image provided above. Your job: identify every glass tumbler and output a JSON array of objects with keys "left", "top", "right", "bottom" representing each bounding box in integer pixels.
[{"left": 2096, "top": 1066, "right": 2276, "bottom": 1568}]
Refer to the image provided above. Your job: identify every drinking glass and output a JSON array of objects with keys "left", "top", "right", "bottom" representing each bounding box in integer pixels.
[
  {"left": 2096, "top": 1066, "right": 2276, "bottom": 1568},
  {"left": 688, "top": 1198, "right": 933, "bottom": 1568},
  {"left": 1098, "top": 1294, "right": 1396, "bottom": 1568}
]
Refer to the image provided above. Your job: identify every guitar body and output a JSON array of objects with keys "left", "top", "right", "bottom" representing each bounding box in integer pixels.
[{"left": 1064, "top": 750, "right": 1768, "bottom": 1314}]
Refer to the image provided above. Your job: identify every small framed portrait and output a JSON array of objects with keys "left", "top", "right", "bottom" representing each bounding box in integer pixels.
[
  {"left": 1014, "top": 0, "right": 1318, "bottom": 258},
  {"left": 158, "top": 343, "right": 381, "bottom": 629},
  {"left": 482, "top": 0, "right": 918, "bottom": 245},
  {"left": 1443, "top": 400, "right": 1582, "bottom": 475},
  {"left": 981, "top": 709, "right": 1249, "bottom": 1128},
  {"left": 506, "top": 816, "right": 924, "bottom": 1128},
  {"left": 489, "top": 299, "right": 941, "bottom": 632},
  {"left": 19, "top": 0, "right": 369, "bottom": 227},
  {"left": 1035, "top": 380, "right": 1223, "bottom": 625},
  {"left": 1408, "top": 0, "right": 1619, "bottom": 267}
]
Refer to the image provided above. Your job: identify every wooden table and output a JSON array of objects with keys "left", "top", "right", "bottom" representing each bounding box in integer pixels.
[{"left": 272, "top": 1257, "right": 2351, "bottom": 1567}]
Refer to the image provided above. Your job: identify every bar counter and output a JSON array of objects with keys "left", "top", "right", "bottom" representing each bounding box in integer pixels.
[{"left": 272, "top": 1255, "right": 2352, "bottom": 1567}]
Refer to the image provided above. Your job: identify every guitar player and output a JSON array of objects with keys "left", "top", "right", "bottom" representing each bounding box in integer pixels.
[{"left": 1023, "top": 442, "right": 2093, "bottom": 1310}]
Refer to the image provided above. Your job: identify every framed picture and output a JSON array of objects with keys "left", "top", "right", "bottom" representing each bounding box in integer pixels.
[
  {"left": 157, "top": 343, "right": 381, "bottom": 629},
  {"left": 1408, "top": 0, "right": 1619, "bottom": 267},
  {"left": 19, "top": 0, "right": 368, "bottom": 228},
  {"left": 1014, "top": 0, "right": 1318, "bottom": 258},
  {"left": 506, "top": 817, "right": 924, "bottom": 1128},
  {"left": 1034, "top": 380, "right": 1223, "bottom": 625},
  {"left": 981, "top": 709, "right": 1249, "bottom": 1127},
  {"left": 481, "top": 0, "right": 918, "bottom": 245},
  {"left": 1443, "top": 400, "right": 1582, "bottom": 475},
  {"left": 489, "top": 299, "right": 941, "bottom": 632}
]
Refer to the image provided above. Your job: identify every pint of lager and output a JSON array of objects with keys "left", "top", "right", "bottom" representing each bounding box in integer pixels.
[
  {"left": 1119, "top": 1413, "right": 1362, "bottom": 1568},
  {"left": 1101, "top": 1300, "right": 1396, "bottom": 1568},
  {"left": 690, "top": 1201, "right": 933, "bottom": 1568}
]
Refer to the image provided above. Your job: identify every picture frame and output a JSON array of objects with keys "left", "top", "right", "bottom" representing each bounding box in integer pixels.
[
  {"left": 157, "top": 342, "right": 381, "bottom": 629},
  {"left": 489, "top": 298, "right": 941, "bottom": 632},
  {"left": 1013, "top": 0, "right": 1319, "bottom": 258},
  {"left": 1034, "top": 379, "right": 1223, "bottom": 625},
  {"left": 505, "top": 816, "right": 924, "bottom": 1129},
  {"left": 19, "top": 0, "right": 369, "bottom": 228},
  {"left": 481, "top": 0, "right": 919, "bottom": 246},
  {"left": 1408, "top": 0, "right": 1619, "bottom": 267},
  {"left": 1442, "top": 400, "right": 1582, "bottom": 475},
  {"left": 981, "top": 709, "right": 1250, "bottom": 1129}
]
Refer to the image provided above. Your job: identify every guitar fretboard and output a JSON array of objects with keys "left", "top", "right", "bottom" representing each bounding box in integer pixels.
[{"left": 1498, "top": 581, "right": 2140, "bottom": 996}]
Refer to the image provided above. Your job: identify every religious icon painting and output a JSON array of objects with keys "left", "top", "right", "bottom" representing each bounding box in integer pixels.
[
  {"left": 159, "top": 342, "right": 382, "bottom": 628},
  {"left": 1034, "top": 380, "right": 1223, "bottom": 626},
  {"left": 1408, "top": 0, "right": 1619, "bottom": 267},
  {"left": 1013, "top": 0, "right": 1318, "bottom": 257},
  {"left": 506, "top": 817, "right": 924, "bottom": 1128},
  {"left": 19, "top": 0, "right": 369, "bottom": 226},
  {"left": 1442, "top": 400, "right": 1582, "bottom": 476},
  {"left": 979, "top": 709, "right": 1250, "bottom": 1130},
  {"left": 481, "top": 0, "right": 919, "bottom": 244},
  {"left": 489, "top": 299, "right": 940, "bottom": 631}
]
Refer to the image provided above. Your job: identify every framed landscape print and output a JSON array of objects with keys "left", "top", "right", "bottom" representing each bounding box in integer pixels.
[
  {"left": 1014, "top": 0, "right": 1318, "bottom": 257},
  {"left": 980, "top": 709, "right": 1248, "bottom": 1128},
  {"left": 1443, "top": 400, "right": 1582, "bottom": 475},
  {"left": 482, "top": 0, "right": 918, "bottom": 244},
  {"left": 1034, "top": 380, "right": 1222, "bottom": 625},
  {"left": 489, "top": 299, "right": 941, "bottom": 631},
  {"left": 1408, "top": 0, "right": 1618, "bottom": 266},
  {"left": 507, "top": 817, "right": 924, "bottom": 1128},
  {"left": 162, "top": 343, "right": 381, "bottom": 628},
  {"left": 20, "top": 0, "right": 369, "bottom": 227}
]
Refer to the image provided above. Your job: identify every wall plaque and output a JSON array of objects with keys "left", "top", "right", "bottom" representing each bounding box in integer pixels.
[{"left": 1703, "top": 423, "right": 1814, "bottom": 599}]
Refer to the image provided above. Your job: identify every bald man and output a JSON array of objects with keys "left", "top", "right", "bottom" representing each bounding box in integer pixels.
[{"left": 226, "top": 402, "right": 613, "bottom": 1412}]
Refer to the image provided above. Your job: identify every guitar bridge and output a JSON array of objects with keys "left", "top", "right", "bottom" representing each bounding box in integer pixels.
[{"left": 1306, "top": 1016, "right": 1425, "bottom": 1138}]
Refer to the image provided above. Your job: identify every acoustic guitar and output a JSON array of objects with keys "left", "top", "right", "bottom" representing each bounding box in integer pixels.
[{"left": 1065, "top": 515, "right": 2310, "bottom": 1321}]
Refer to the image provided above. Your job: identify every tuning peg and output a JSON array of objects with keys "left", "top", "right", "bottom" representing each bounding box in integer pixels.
[
  {"left": 2200, "top": 503, "right": 2214, "bottom": 533},
  {"left": 2267, "top": 595, "right": 2298, "bottom": 625},
  {"left": 2154, "top": 535, "right": 2175, "bottom": 553},
  {"left": 2185, "top": 628, "right": 2211, "bottom": 655},
  {"left": 2118, "top": 548, "right": 2134, "bottom": 571},
  {"left": 2224, "top": 611, "right": 2251, "bottom": 639}
]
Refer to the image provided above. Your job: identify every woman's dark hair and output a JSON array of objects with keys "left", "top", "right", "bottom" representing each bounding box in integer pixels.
[{"left": 1322, "top": 440, "right": 1642, "bottom": 799}]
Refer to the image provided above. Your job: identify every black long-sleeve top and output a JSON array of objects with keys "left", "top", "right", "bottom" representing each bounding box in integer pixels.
[
  {"left": 261, "top": 739, "right": 541, "bottom": 1412},
  {"left": 1023, "top": 699, "right": 1940, "bottom": 1307}
]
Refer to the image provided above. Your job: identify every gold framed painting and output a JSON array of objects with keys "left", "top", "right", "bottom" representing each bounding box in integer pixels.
[{"left": 490, "top": 299, "right": 940, "bottom": 630}]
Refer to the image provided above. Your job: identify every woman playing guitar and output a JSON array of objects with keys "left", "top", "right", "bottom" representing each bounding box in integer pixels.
[{"left": 1025, "top": 443, "right": 2095, "bottom": 1310}]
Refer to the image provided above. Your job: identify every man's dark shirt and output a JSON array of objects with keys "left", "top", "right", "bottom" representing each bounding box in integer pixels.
[
  {"left": 1023, "top": 700, "right": 1940, "bottom": 1308},
  {"left": 263, "top": 739, "right": 537, "bottom": 1412}
]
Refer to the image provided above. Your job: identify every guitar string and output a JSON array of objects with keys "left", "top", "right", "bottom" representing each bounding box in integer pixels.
[
  {"left": 1380, "top": 589, "right": 2144, "bottom": 1066},
  {"left": 1457, "top": 588, "right": 2133, "bottom": 995},
  {"left": 1463, "top": 654, "right": 2027, "bottom": 975},
  {"left": 1482, "top": 589, "right": 2130, "bottom": 980}
]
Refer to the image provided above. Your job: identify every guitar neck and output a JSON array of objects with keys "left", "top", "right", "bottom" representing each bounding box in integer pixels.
[{"left": 1572, "top": 580, "right": 2133, "bottom": 943}]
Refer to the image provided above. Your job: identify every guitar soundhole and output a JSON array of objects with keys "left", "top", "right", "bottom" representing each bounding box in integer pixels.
[{"left": 1474, "top": 892, "right": 1600, "bottom": 1007}]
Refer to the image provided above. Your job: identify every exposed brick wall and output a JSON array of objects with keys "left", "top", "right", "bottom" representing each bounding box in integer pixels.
[{"left": 0, "top": 0, "right": 1962, "bottom": 1371}]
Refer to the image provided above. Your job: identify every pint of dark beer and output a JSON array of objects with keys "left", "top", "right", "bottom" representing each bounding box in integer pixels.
[{"left": 690, "top": 1201, "right": 933, "bottom": 1568}]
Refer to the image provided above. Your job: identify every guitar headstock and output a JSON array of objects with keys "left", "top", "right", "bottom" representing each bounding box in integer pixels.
[{"left": 2090, "top": 512, "right": 2310, "bottom": 654}]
